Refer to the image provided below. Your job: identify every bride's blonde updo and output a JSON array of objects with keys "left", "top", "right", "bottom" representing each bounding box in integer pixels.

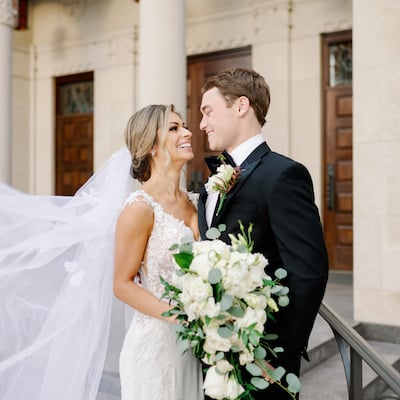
[{"left": 124, "top": 104, "right": 175, "bottom": 183}]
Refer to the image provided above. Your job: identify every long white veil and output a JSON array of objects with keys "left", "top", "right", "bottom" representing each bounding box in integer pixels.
[{"left": 0, "top": 147, "right": 137, "bottom": 400}]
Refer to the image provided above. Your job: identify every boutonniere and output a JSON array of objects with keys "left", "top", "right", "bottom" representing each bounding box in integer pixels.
[{"left": 204, "top": 157, "right": 242, "bottom": 216}]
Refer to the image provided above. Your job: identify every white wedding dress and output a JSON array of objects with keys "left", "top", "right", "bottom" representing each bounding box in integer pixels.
[{"left": 119, "top": 189, "right": 204, "bottom": 400}]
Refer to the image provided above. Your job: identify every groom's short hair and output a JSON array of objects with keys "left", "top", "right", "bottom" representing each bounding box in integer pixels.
[{"left": 201, "top": 68, "right": 270, "bottom": 127}]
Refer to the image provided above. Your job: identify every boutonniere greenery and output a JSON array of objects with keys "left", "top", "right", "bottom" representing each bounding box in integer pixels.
[{"left": 205, "top": 157, "right": 242, "bottom": 216}]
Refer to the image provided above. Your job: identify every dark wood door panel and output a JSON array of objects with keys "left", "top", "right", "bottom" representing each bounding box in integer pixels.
[
  {"left": 324, "top": 86, "right": 353, "bottom": 270},
  {"left": 56, "top": 115, "right": 93, "bottom": 195},
  {"left": 186, "top": 47, "right": 251, "bottom": 192}
]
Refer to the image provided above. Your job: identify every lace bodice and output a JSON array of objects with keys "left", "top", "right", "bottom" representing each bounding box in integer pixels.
[
  {"left": 124, "top": 189, "right": 195, "bottom": 299},
  {"left": 119, "top": 189, "right": 204, "bottom": 400}
]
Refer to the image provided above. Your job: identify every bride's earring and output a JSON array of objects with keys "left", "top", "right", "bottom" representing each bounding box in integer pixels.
[{"left": 150, "top": 149, "right": 157, "bottom": 157}]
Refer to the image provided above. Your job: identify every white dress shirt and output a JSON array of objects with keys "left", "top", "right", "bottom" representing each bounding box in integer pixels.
[{"left": 205, "top": 134, "right": 265, "bottom": 227}]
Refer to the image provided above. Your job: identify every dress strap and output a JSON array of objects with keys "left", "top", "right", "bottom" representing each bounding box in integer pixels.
[{"left": 124, "top": 189, "right": 157, "bottom": 209}]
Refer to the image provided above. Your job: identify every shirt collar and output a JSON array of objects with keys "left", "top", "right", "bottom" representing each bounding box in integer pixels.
[{"left": 230, "top": 134, "right": 264, "bottom": 166}]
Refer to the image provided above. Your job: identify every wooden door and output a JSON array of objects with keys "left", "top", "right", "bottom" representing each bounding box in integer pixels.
[
  {"left": 322, "top": 31, "right": 353, "bottom": 270},
  {"left": 186, "top": 47, "right": 252, "bottom": 191},
  {"left": 55, "top": 72, "right": 94, "bottom": 195}
]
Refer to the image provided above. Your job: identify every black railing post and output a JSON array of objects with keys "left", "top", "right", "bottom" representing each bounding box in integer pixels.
[{"left": 350, "top": 349, "right": 363, "bottom": 400}]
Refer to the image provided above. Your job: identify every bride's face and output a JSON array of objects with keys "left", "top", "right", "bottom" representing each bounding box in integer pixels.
[{"left": 156, "top": 112, "right": 194, "bottom": 165}]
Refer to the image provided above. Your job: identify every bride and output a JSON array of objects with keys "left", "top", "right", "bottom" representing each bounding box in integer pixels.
[{"left": 0, "top": 104, "right": 204, "bottom": 400}]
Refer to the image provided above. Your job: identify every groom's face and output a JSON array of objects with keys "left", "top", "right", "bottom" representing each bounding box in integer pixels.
[{"left": 200, "top": 87, "right": 240, "bottom": 153}]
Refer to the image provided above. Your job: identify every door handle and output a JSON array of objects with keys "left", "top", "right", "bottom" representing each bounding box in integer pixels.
[{"left": 327, "top": 163, "right": 335, "bottom": 210}]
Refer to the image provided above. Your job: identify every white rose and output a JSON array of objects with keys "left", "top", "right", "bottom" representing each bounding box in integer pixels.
[
  {"left": 226, "top": 375, "right": 245, "bottom": 400},
  {"left": 243, "top": 265, "right": 265, "bottom": 292},
  {"left": 203, "top": 366, "right": 228, "bottom": 400},
  {"left": 218, "top": 164, "right": 235, "bottom": 182},
  {"left": 227, "top": 332, "right": 245, "bottom": 352},
  {"left": 189, "top": 253, "right": 213, "bottom": 280},
  {"left": 202, "top": 353, "right": 216, "bottom": 366},
  {"left": 182, "top": 275, "right": 212, "bottom": 303},
  {"left": 216, "top": 359, "right": 234, "bottom": 373},
  {"left": 236, "top": 307, "right": 266, "bottom": 333},
  {"left": 245, "top": 293, "right": 267, "bottom": 310},
  {"left": 184, "top": 300, "right": 204, "bottom": 321},
  {"left": 203, "top": 327, "right": 232, "bottom": 354},
  {"left": 199, "top": 297, "right": 221, "bottom": 319},
  {"left": 239, "top": 348, "right": 254, "bottom": 365},
  {"left": 193, "top": 240, "right": 230, "bottom": 262}
]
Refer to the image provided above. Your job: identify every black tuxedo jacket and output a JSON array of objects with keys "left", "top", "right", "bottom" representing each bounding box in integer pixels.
[{"left": 199, "top": 142, "right": 328, "bottom": 368}]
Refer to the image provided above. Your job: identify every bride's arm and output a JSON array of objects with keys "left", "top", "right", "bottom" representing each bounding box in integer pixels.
[{"left": 113, "top": 199, "right": 176, "bottom": 322}]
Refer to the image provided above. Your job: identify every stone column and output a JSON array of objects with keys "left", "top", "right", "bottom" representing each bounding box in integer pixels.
[
  {"left": 353, "top": 0, "right": 400, "bottom": 326},
  {"left": 0, "top": 0, "right": 13, "bottom": 183},
  {"left": 138, "top": 0, "right": 186, "bottom": 115}
]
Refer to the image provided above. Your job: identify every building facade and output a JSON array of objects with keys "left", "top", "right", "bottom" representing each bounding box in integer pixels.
[{"left": 1, "top": 0, "right": 400, "bottom": 380}]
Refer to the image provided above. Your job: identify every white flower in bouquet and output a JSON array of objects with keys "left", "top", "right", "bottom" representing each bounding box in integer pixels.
[
  {"left": 226, "top": 374, "right": 246, "bottom": 399},
  {"left": 236, "top": 306, "right": 266, "bottom": 334},
  {"left": 198, "top": 297, "right": 221, "bottom": 319},
  {"left": 245, "top": 293, "right": 267, "bottom": 310},
  {"left": 203, "top": 326, "right": 232, "bottom": 354},
  {"left": 161, "top": 221, "right": 301, "bottom": 400},
  {"left": 239, "top": 348, "right": 255, "bottom": 366},
  {"left": 203, "top": 365, "right": 245, "bottom": 400},
  {"left": 215, "top": 359, "right": 234, "bottom": 373},
  {"left": 202, "top": 366, "right": 229, "bottom": 400}
]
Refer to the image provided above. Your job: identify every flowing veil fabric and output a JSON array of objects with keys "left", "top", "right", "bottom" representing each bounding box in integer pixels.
[{"left": 0, "top": 147, "right": 137, "bottom": 400}]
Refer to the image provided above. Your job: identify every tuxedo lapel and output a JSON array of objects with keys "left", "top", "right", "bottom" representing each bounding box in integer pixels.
[
  {"left": 211, "top": 142, "right": 271, "bottom": 225},
  {"left": 198, "top": 188, "right": 208, "bottom": 238}
]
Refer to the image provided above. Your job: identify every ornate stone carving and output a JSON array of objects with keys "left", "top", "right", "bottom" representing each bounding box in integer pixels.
[{"left": 0, "top": 0, "right": 15, "bottom": 27}]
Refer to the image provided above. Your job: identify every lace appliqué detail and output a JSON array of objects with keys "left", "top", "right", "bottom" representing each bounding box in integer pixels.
[{"left": 118, "top": 190, "right": 203, "bottom": 400}]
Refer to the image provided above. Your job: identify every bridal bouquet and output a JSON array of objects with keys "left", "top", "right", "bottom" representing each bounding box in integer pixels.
[{"left": 161, "top": 223, "right": 300, "bottom": 400}]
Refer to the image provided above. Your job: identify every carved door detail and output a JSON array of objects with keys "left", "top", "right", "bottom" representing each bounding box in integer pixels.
[
  {"left": 322, "top": 30, "right": 353, "bottom": 270},
  {"left": 55, "top": 72, "right": 94, "bottom": 195}
]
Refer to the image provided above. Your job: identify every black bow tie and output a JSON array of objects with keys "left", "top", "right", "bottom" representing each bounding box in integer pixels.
[{"left": 205, "top": 150, "right": 236, "bottom": 174}]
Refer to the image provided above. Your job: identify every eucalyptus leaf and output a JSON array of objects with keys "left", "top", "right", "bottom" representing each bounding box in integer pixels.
[
  {"left": 172, "top": 324, "right": 186, "bottom": 333},
  {"left": 245, "top": 363, "right": 263, "bottom": 377},
  {"left": 214, "top": 352, "right": 225, "bottom": 361},
  {"left": 220, "top": 294, "right": 233, "bottom": 311},
  {"left": 208, "top": 268, "right": 222, "bottom": 284},
  {"left": 206, "top": 227, "right": 221, "bottom": 240},
  {"left": 218, "top": 224, "right": 226, "bottom": 232},
  {"left": 169, "top": 243, "right": 179, "bottom": 251},
  {"left": 264, "top": 333, "right": 278, "bottom": 340},
  {"left": 286, "top": 373, "right": 301, "bottom": 393},
  {"left": 275, "top": 268, "right": 287, "bottom": 279},
  {"left": 270, "top": 366, "right": 285, "bottom": 381},
  {"left": 228, "top": 306, "right": 245, "bottom": 318},
  {"left": 250, "top": 377, "right": 270, "bottom": 390},
  {"left": 253, "top": 346, "right": 267, "bottom": 360},
  {"left": 278, "top": 295, "right": 290, "bottom": 307},
  {"left": 179, "top": 242, "right": 193, "bottom": 254},
  {"left": 218, "top": 326, "right": 233, "bottom": 339},
  {"left": 249, "top": 331, "right": 261, "bottom": 346},
  {"left": 236, "top": 244, "right": 248, "bottom": 253},
  {"left": 279, "top": 286, "right": 289, "bottom": 295},
  {"left": 177, "top": 338, "right": 189, "bottom": 352},
  {"left": 271, "top": 285, "right": 283, "bottom": 294},
  {"left": 273, "top": 346, "right": 284, "bottom": 353}
]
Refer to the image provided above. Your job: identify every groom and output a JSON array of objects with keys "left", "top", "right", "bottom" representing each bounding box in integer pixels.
[{"left": 198, "top": 68, "right": 329, "bottom": 399}]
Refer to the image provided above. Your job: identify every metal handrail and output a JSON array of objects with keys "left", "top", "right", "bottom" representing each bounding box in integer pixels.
[{"left": 318, "top": 302, "right": 400, "bottom": 399}]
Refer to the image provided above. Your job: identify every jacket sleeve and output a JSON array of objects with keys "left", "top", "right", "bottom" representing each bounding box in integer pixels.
[{"left": 267, "top": 162, "right": 329, "bottom": 358}]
